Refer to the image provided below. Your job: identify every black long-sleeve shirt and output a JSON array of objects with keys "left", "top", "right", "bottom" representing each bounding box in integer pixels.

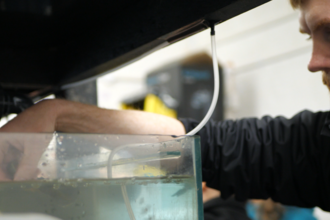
[
  {"left": 204, "top": 197, "right": 250, "bottom": 220},
  {"left": 180, "top": 110, "right": 330, "bottom": 211}
]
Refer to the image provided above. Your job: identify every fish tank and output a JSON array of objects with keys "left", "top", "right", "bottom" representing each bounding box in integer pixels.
[{"left": 0, "top": 133, "right": 203, "bottom": 220}]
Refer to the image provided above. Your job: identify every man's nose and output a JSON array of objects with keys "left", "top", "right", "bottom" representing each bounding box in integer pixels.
[{"left": 308, "top": 42, "right": 330, "bottom": 72}]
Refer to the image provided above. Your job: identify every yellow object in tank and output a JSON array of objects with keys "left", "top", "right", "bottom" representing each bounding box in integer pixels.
[{"left": 133, "top": 164, "right": 166, "bottom": 177}]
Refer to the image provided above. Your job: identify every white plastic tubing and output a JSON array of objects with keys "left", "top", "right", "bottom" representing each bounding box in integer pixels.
[{"left": 186, "top": 32, "right": 220, "bottom": 136}]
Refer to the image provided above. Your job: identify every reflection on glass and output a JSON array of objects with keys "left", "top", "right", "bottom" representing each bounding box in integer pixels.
[{"left": 0, "top": 133, "right": 202, "bottom": 220}]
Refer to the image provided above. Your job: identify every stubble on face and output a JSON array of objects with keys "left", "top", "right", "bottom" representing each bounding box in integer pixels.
[
  {"left": 299, "top": 0, "right": 330, "bottom": 92},
  {"left": 322, "top": 71, "right": 330, "bottom": 91}
]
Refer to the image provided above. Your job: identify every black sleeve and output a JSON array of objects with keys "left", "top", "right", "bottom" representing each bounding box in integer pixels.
[
  {"left": 204, "top": 197, "right": 250, "bottom": 220},
  {"left": 180, "top": 110, "right": 330, "bottom": 211}
]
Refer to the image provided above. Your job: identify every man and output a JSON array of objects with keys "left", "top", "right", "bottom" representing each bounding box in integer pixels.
[{"left": 1, "top": 0, "right": 330, "bottom": 212}]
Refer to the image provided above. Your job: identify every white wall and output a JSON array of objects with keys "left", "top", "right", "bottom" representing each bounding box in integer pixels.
[
  {"left": 97, "top": 1, "right": 330, "bottom": 218},
  {"left": 98, "top": 0, "right": 329, "bottom": 118},
  {"left": 216, "top": 0, "right": 330, "bottom": 119}
]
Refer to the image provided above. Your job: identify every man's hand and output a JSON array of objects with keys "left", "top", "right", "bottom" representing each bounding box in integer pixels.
[
  {"left": 0, "top": 100, "right": 59, "bottom": 181},
  {"left": 0, "top": 133, "right": 52, "bottom": 181},
  {"left": 202, "top": 182, "right": 221, "bottom": 203}
]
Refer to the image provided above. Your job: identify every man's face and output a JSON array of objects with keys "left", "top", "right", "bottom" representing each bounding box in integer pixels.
[{"left": 299, "top": 0, "right": 330, "bottom": 90}]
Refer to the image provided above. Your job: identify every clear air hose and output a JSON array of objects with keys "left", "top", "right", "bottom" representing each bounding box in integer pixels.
[
  {"left": 107, "top": 145, "right": 136, "bottom": 220},
  {"left": 107, "top": 23, "right": 219, "bottom": 220},
  {"left": 186, "top": 24, "right": 220, "bottom": 136}
]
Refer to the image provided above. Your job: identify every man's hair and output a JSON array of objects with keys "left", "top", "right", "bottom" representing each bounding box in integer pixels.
[{"left": 290, "top": 0, "right": 303, "bottom": 8}]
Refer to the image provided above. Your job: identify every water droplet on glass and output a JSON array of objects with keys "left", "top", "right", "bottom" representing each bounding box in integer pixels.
[
  {"left": 64, "top": 181, "right": 71, "bottom": 186},
  {"left": 116, "top": 136, "right": 119, "bottom": 140},
  {"left": 31, "top": 183, "right": 40, "bottom": 189},
  {"left": 71, "top": 182, "right": 78, "bottom": 188},
  {"left": 53, "top": 183, "right": 60, "bottom": 190},
  {"left": 60, "top": 148, "right": 65, "bottom": 152},
  {"left": 78, "top": 164, "right": 82, "bottom": 168},
  {"left": 103, "top": 180, "right": 110, "bottom": 185},
  {"left": 42, "top": 162, "right": 47, "bottom": 166}
]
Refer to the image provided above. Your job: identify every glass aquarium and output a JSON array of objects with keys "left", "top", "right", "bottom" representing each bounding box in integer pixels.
[{"left": 0, "top": 133, "right": 203, "bottom": 220}]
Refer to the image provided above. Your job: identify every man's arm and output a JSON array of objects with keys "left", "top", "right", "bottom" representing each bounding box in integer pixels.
[
  {"left": 0, "top": 99, "right": 186, "bottom": 180},
  {"left": 0, "top": 99, "right": 186, "bottom": 135},
  {"left": 182, "top": 110, "right": 330, "bottom": 211}
]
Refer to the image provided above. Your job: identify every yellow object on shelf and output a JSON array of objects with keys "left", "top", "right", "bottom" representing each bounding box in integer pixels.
[
  {"left": 121, "top": 94, "right": 177, "bottom": 118},
  {"left": 143, "top": 94, "right": 177, "bottom": 118}
]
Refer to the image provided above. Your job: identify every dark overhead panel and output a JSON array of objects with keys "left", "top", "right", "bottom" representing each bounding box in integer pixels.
[{"left": 0, "top": 0, "right": 271, "bottom": 98}]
